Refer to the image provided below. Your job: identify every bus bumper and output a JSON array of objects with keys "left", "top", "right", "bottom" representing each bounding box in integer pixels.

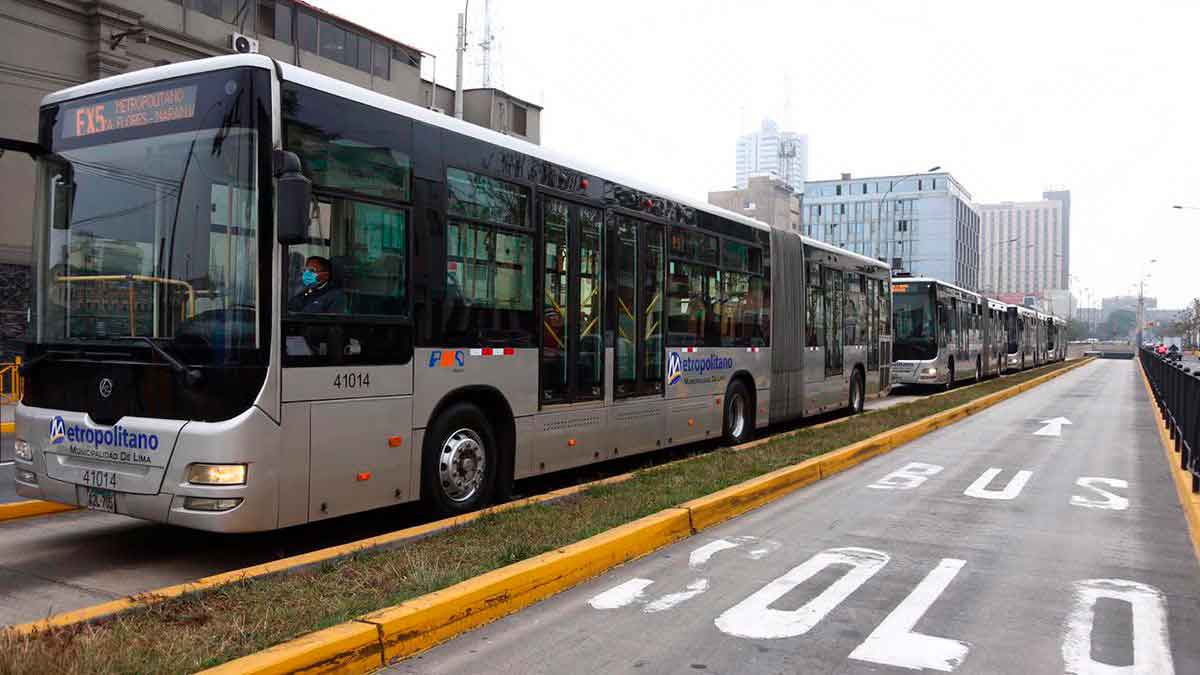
[
  {"left": 890, "top": 362, "right": 946, "bottom": 386},
  {"left": 14, "top": 405, "right": 281, "bottom": 533}
]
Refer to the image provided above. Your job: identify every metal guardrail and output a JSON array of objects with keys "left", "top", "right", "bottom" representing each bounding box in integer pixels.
[
  {"left": 0, "top": 357, "right": 20, "bottom": 405},
  {"left": 1140, "top": 347, "right": 1200, "bottom": 493}
]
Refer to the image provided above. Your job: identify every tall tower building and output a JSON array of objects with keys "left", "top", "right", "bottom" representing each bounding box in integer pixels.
[
  {"left": 975, "top": 190, "right": 1070, "bottom": 302},
  {"left": 734, "top": 119, "right": 808, "bottom": 192}
]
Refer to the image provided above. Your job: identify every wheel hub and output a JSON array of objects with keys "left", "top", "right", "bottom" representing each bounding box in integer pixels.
[{"left": 439, "top": 429, "right": 486, "bottom": 503}]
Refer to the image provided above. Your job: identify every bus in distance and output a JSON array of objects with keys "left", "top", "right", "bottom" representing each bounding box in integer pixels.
[
  {"left": 6, "top": 55, "right": 892, "bottom": 533},
  {"left": 890, "top": 278, "right": 995, "bottom": 389}
]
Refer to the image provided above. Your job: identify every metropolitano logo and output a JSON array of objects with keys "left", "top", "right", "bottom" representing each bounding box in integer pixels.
[
  {"left": 667, "top": 352, "right": 682, "bottom": 385},
  {"left": 48, "top": 416, "right": 66, "bottom": 445}
]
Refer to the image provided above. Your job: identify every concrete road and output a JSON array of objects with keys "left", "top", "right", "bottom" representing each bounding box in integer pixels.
[
  {"left": 387, "top": 360, "right": 1200, "bottom": 674},
  {"left": 0, "top": 465, "right": 18, "bottom": 504}
]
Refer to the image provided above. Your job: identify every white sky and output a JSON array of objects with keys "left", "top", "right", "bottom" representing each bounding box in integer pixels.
[{"left": 311, "top": 0, "right": 1200, "bottom": 309}]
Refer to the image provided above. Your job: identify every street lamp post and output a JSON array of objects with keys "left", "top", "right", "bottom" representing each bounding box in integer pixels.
[
  {"left": 875, "top": 165, "right": 940, "bottom": 272},
  {"left": 1137, "top": 258, "right": 1157, "bottom": 345}
]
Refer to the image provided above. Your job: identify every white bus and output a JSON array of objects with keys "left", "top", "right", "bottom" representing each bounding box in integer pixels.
[
  {"left": 890, "top": 277, "right": 993, "bottom": 389},
  {"left": 5, "top": 55, "right": 890, "bottom": 532}
]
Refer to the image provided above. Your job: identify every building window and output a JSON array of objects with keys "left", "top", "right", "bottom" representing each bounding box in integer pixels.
[
  {"left": 898, "top": 220, "right": 908, "bottom": 232},
  {"left": 861, "top": 183, "right": 868, "bottom": 195},
  {"left": 373, "top": 42, "right": 390, "bottom": 78},
  {"left": 512, "top": 105, "right": 528, "bottom": 136},
  {"left": 839, "top": 204, "right": 845, "bottom": 215},
  {"left": 298, "top": 10, "right": 317, "bottom": 52},
  {"left": 816, "top": 205, "right": 822, "bottom": 216},
  {"left": 835, "top": 184, "right": 843, "bottom": 196},
  {"left": 917, "top": 179, "right": 923, "bottom": 191},
  {"left": 358, "top": 36, "right": 372, "bottom": 71},
  {"left": 319, "top": 19, "right": 347, "bottom": 64},
  {"left": 188, "top": 0, "right": 240, "bottom": 23},
  {"left": 273, "top": 1, "right": 293, "bottom": 43}
]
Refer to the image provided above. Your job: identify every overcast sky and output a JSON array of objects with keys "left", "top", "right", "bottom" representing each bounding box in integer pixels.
[{"left": 312, "top": 0, "right": 1200, "bottom": 309}]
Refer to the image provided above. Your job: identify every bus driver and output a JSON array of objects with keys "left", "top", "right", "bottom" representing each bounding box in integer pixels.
[{"left": 288, "top": 256, "right": 346, "bottom": 314}]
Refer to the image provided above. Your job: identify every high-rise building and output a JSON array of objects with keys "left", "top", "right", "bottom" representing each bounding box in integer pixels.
[
  {"left": 708, "top": 175, "right": 801, "bottom": 232},
  {"left": 734, "top": 119, "right": 808, "bottom": 192},
  {"left": 801, "top": 172, "right": 980, "bottom": 289},
  {"left": 975, "top": 191, "right": 1070, "bottom": 299}
]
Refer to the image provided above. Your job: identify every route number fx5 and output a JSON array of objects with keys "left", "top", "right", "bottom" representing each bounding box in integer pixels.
[{"left": 333, "top": 371, "right": 371, "bottom": 390}]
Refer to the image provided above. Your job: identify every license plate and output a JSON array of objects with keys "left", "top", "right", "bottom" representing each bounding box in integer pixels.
[{"left": 86, "top": 488, "right": 117, "bottom": 513}]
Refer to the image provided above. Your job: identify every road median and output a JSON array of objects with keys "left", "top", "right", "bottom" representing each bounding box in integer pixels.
[
  {"left": 0, "top": 359, "right": 1091, "bottom": 675},
  {"left": 0, "top": 499, "right": 77, "bottom": 522}
]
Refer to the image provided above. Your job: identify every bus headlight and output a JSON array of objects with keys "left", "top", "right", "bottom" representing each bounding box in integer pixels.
[
  {"left": 186, "top": 463, "right": 247, "bottom": 485},
  {"left": 15, "top": 469, "right": 37, "bottom": 485},
  {"left": 923, "top": 367, "right": 938, "bottom": 375},
  {"left": 183, "top": 497, "right": 242, "bottom": 511},
  {"left": 13, "top": 439, "right": 31, "bottom": 461}
]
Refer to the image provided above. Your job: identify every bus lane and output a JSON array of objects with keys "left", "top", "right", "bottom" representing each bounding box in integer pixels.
[{"left": 385, "top": 359, "right": 1200, "bottom": 675}]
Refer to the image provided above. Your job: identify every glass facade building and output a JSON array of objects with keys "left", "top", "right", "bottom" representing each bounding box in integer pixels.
[{"left": 800, "top": 172, "right": 980, "bottom": 290}]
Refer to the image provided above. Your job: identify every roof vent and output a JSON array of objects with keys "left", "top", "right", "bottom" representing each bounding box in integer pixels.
[{"left": 840, "top": 172, "right": 851, "bottom": 180}]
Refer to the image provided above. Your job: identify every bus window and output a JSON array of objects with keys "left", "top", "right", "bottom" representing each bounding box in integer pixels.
[
  {"left": 641, "top": 223, "right": 664, "bottom": 394},
  {"left": 541, "top": 200, "right": 569, "bottom": 402},
  {"left": 443, "top": 168, "right": 534, "bottom": 346},
  {"left": 613, "top": 217, "right": 637, "bottom": 393},
  {"left": 823, "top": 266, "right": 844, "bottom": 375},
  {"left": 539, "top": 199, "right": 603, "bottom": 404},
  {"left": 806, "top": 262, "right": 823, "bottom": 348}
]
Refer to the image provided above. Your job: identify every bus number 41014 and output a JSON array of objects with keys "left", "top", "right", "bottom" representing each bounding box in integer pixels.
[{"left": 333, "top": 372, "right": 370, "bottom": 390}]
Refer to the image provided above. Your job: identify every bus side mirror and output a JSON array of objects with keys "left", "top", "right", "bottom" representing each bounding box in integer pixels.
[{"left": 274, "top": 150, "right": 310, "bottom": 246}]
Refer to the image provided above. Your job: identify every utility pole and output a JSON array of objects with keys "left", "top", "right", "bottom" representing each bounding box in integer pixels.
[
  {"left": 454, "top": 1, "right": 469, "bottom": 119},
  {"left": 480, "top": 0, "right": 495, "bottom": 88}
]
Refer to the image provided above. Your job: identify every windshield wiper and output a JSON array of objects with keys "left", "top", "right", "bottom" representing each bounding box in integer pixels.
[{"left": 126, "top": 337, "right": 203, "bottom": 387}]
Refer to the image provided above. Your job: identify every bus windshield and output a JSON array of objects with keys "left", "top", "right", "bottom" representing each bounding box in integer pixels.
[
  {"left": 33, "top": 69, "right": 265, "bottom": 363},
  {"left": 893, "top": 282, "right": 937, "bottom": 361}
]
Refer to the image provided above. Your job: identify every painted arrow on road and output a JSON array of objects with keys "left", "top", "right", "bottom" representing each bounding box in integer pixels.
[{"left": 1034, "top": 417, "right": 1072, "bottom": 437}]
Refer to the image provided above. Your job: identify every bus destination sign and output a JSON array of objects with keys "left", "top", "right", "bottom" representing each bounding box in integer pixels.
[{"left": 63, "top": 85, "right": 198, "bottom": 139}]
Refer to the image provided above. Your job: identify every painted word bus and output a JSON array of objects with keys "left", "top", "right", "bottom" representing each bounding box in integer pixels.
[{"left": 5, "top": 55, "right": 890, "bottom": 532}]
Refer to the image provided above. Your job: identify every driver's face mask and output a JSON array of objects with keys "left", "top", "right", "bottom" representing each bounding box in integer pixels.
[{"left": 302, "top": 269, "right": 318, "bottom": 287}]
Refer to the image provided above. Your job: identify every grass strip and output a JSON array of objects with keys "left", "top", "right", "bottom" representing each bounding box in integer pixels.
[{"left": 0, "top": 362, "right": 1074, "bottom": 674}]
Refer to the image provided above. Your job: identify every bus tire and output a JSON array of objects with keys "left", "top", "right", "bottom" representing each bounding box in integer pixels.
[
  {"left": 975, "top": 357, "right": 982, "bottom": 383},
  {"left": 849, "top": 368, "right": 865, "bottom": 414},
  {"left": 944, "top": 359, "right": 955, "bottom": 392},
  {"left": 422, "top": 402, "right": 498, "bottom": 517},
  {"left": 723, "top": 379, "right": 754, "bottom": 445}
]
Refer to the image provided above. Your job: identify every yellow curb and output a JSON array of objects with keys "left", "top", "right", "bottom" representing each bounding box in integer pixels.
[
  {"left": 202, "top": 358, "right": 1093, "bottom": 675},
  {"left": 0, "top": 500, "right": 78, "bottom": 523},
  {"left": 1137, "top": 361, "right": 1200, "bottom": 565},
  {"left": 0, "top": 421, "right": 13, "bottom": 434},
  {"left": 202, "top": 508, "right": 694, "bottom": 675},
  {"left": 8, "top": 472, "right": 636, "bottom": 636}
]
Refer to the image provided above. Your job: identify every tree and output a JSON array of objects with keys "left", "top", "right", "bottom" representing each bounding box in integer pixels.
[
  {"left": 1101, "top": 309, "right": 1136, "bottom": 340},
  {"left": 1067, "top": 318, "right": 1089, "bottom": 341}
]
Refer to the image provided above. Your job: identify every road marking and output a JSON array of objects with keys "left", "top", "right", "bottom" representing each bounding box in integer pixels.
[
  {"left": 963, "top": 468, "right": 1033, "bottom": 500},
  {"left": 587, "top": 578, "right": 653, "bottom": 609},
  {"left": 1034, "top": 416, "right": 1072, "bottom": 437},
  {"left": 644, "top": 579, "right": 709, "bottom": 613},
  {"left": 689, "top": 539, "right": 740, "bottom": 568},
  {"left": 868, "top": 462, "right": 945, "bottom": 490},
  {"left": 848, "top": 558, "right": 970, "bottom": 672},
  {"left": 714, "top": 547, "right": 890, "bottom": 639},
  {"left": 1062, "top": 578, "right": 1174, "bottom": 674},
  {"left": 1071, "top": 477, "right": 1130, "bottom": 511}
]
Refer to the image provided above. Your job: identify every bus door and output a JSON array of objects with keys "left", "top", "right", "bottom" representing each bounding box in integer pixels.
[
  {"left": 822, "top": 266, "right": 844, "bottom": 380},
  {"left": 803, "top": 261, "right": 827, "bottom": 410},
  {"left": 539, "top": 198, "right": 604, "bottom": 405},
  {"left": 609, "top": 213, "right": 665, "bottom": 400}
]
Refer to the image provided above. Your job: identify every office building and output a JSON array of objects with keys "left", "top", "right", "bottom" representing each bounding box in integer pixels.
[
  {"left": 734, "top": 119, "right": 807, "bottom": 192},
  {"left": 975, "top": 191, "right": 1070, "bottom": 300},
  {"left": 801, "top": 171, "right": 980, "bottom": 289},
  {"left": 708, "top": 175, "right": 801, "bottom": 232},
  {"left": 0, "top": 0, "right": 542, "bottom": 359},
  {"left": 1102, "top": 295, "right": 1155, "bottom": 322}
]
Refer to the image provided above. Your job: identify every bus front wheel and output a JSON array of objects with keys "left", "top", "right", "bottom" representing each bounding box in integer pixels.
[
  {"left": 422, "top": 402, "right": 498, "bottom": 517},
  {"left": 944, "top": 360, "right": 955, "bottom": 392},
  {"left": 849, "top": 369, "right": 865, "bottom": 414}
]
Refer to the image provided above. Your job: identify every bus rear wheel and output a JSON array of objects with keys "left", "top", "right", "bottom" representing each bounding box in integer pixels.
[
  {"left": 422, "top": 402, "right": 498, "bottom": 517},
  {"left": 975, "top": 357, "right": 982, "bottom": 383},
  {"left": 944, "top": 360, "right": 955, "bottom": 392},
  {"left": 723, "top": 380, "right": 754, "bottom": 445}
]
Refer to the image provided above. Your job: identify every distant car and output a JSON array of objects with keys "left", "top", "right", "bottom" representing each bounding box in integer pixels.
[{"left": 1086, "top": 338, "right": 1098, "bottom": 344}]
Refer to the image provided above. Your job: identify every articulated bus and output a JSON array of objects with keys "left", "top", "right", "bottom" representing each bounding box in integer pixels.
[
  {"left": 890, "top": 278, "right": 995, "bottom": 388},
  {"left": 5, "top": 55, "right": 891, "bottom": 532}
]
